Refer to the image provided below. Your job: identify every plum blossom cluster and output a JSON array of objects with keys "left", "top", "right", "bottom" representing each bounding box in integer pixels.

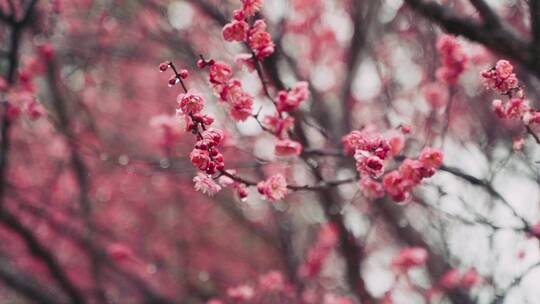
[
  {"left": 162, "top": 61, "right": 293, "bottom": 202},
  {"left": 222, "top": 0, "right": 275, "bottom": 60},
  {"left": 342, "top": 128, "right": 400, "bottom": 178},
  {"left": 380, "top": 147, "right": 444, "bottom": 201},
  {"left": 481, "top": 60, "right": 540, "bottom": 126},
  {"left": 199, "top": 59, "right": 254, "bottom": 122},
  {"left": 343, "top": 128, "right": 443, "bottom": 202},
  {"left": 480, "top": 59, "right": 519, "bottom": 95},
  {"left": 222, "top": 0, "right": 307, "bottom": 158},
  {"left": 161, "top": 2, "right": 307, "bottom": 202},
  {"left": 0, "top": 44, "right": 51, "bottom": 121},
  {"left": 269, "top": 82, "right": 310, "bottom": 157},
  {"left": 161, "top": 61, "right": 227, "bottom": 197},
  {"left": 436, "top": 34, "right": 467, "bottom": 85},
  {"left": 421, "top": 34, "right": 467, "bottom": 109}
]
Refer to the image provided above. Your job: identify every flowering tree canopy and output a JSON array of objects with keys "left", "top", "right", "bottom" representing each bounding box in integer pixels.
[{"left": 1, "top": 0, "right": 540, "bottom": 303}]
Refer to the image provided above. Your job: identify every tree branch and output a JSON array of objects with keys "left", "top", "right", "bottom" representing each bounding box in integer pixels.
[
  {"left": 403, "top": 0, "right": 538, "bottom": 76},
  {"left": 469, "top": 0, "right": 501, "bottom": 28},
  {"left": 0, "top": 256, "right": 68, "bottom": 304},
  {"left": 530, "top": 0, "right": 540, "bottom": 48},
  {"left": 0, "top": 210, "right": 84, "bottom": 303}
]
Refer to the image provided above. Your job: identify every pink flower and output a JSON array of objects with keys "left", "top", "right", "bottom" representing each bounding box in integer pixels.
[
  {"left": 257, "top": 174, "right": 288, "bottom": 201},
  {"left": 264, "top": 114, "right": 294, "bottom": 138},
  {"left": 382, "top": 170, "right": 410, "bottom": 202},
  {"left": 461, "top": 268, "right": 480, "bottom": 288},
  {"left": 222, "top": 20, "right": 249, "bottom": 42},
  {"left": 26, "top": 99, "right": 45, "bottom": 120},
  {"left": 392, "top": 247, "right": 428, "bottom": 270},
  {"left": 275, "top": 139, "right": 303, "bottom": 157},
  {"left": 492, "top": 99, "right": 506, "bottom": 118},
  {"left": 177, "top": 90, "right": 205, "bottom": 114},
  {"left": 439, "top": 269, "right": 462, "bottom": 290},
  {"left": 258, "top": 271, "right": 285, "bottom": 292},
  {"left": 384, "top": 129, "right": 405, "bottom": 156},
  {"left": 209, "top": 61, "right": 233, "bottom": 85},
  {"left": 107, "top": 243, "right": 134, "bottom": 261},
  {"left": 38, "top": 43, "right": 55, "bottom": 61},
  {"left": 523, "top": 111, "right": 540, "bottom": 124},
  {"left": 401, "top": 124, "right": 412, "bottom": 134},
  {"left": 236, "top": 184, "right": 249, "bottom": 200},
  {"left": 530, "top": 222, "right": 540, "bottom": 239},
  {"left": 276, "top": 81, "right": 309, "bottom": 112},
  {"left": 505, "top": 98, "right": 529, "bottom": 119},
  {"left": 241, "top": 0, "right": 263, "bottom": 17},
  {"left": 197, "top": 128, "right": 224, "bottom": 149},
  {"left": 423, "top": 82, "right": 448, "bottom": 108},
  {"left": 359, "top": 177, "right": 385, "bottom": 198},
  {"left": 191, "top": 113, "right": 215, "bottom": 126},
  {"left": 190, "top": 149, "right": 211, "bottom": 170},
  {"left": 247, "top": 20, "right": 275, "bottom": 60},
  {"left": 193, "top": 173, "right": 222, "bottom": 196},
  {"left": 225, "top": 80, "right": 254, "bottom": 121},
  {"left": 354, "top": 150, "right": 385, "bottom": 178},
  {"left": 436, "top": 35, "right": 467, "bottom": 85},
  {"left": 398, "top": 159, "right": 425, "bottom": 183},
  {"left": 159, "top": 61, "right": 169, "bottom": 72},
  {"left": 235, "top": 53, "right": 256, "bottom": 72},
  {"left": 227, "top": 285, "right": 254, "bottom": 302},
  {"left": 496, "top": 59, "right": 514, "bottom": 78},
  {"left": 342, "top": 130, "right": 371, "bottom": 155},
  {"left": 229, "top": 96, "right": 253, "bottom": 121},
  {"left": 342, "top": 128, "right": 391, "bottom": 159},
  {"left": 480, "top": 59, "right": 519, "bottom": 94},
  {"left": 418, "top": 147, "right": 444, "bottom": 169}
]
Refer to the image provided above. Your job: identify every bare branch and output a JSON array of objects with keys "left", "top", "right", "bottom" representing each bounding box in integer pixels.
[
  {"left": 492, "top": 261, "right": 540, "bottom": 304},
  {"left": 530, "top": 0, "right": 540, "bottom": 48},
  {"left": 0, "top": 210, "right": 84, "bottom": 303},
  {"left": 469, "top": 0, "right": 501, "bottom": 28},
  {"left": 403, "top": 0, "right": 538, "bottom": 76},
  {"left": 0, "top": 256, "right": 68, "bottom": 304}
]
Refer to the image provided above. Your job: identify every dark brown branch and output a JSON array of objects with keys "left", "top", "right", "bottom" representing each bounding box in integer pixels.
[
  {"left": 45, "top": 58, "right": 106, "bottom": 303},
  {"left": 0, "top": 256, "right": 68, "bottom": 304},
  {"left": 403, "top": 0, "right": 539, "bottom": 77},
  {"left": 8, "top": 191, "right": 177, "bottom": 303},
  {"left": 0, "top": 210, "right": 84, "bottom": 303},
  {"left": 492, "top": 260, "right": 540, "bottom": 304},
  {"left": 526, "top": 125, "right": 540, "bottom": 144},
  {"left": 469, "top": 0, "right": 501, "bottom": 28},
  {"left": 219, "top": 169, "right": 357, "bottom": 191},
  {"left": 439, "top": 165, "right": 531, "bottom": 230},
  {"left": 531, "top": 0, "right": 540, "bottom": 48},
  {"left": 376, "top": 199, "right": 475, "bottom": 304},
  {"left": 340, "top": 0, "right": 381, "bottom": 136}
]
